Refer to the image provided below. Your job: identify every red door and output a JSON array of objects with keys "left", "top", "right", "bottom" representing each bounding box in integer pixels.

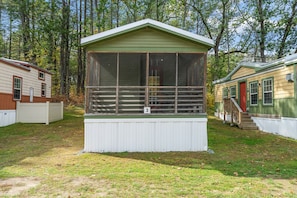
[{"left": 240, "top": 82, "right": 246, "bottom": 112}]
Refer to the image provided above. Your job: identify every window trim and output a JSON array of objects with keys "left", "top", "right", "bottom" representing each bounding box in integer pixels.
[
  {"left": 13, "top": 76, "right": 22, "bottom": 100},
  {"left": 41, "top": 83, "right": 46, "bottom": 97},
  {"left": 38, "top": 71, "right": 45, "bottom": 81},
  {"left": 249, "top": 81, "right": 258, "bottom": 106},
  {"left": 223, "top": 87, "right": 228, "bottom": 99},
  {"left": 230, "top": 86, "right": 236, "bottom": 98},
  {"left": 262, "top": 78, "right": 273, "bottom": 106}
]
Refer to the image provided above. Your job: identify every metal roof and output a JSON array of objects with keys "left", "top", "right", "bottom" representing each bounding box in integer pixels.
[
  {"left": 213, "top": 53, "right": 297, "bottom": 84},
  {"left": 81, "top": 18, "right": 214, "bottom": 48}
]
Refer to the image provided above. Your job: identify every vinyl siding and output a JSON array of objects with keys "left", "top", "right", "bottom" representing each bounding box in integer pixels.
[
  {"left": 249, "top": 98, "right": 297, "bottom": 118},
  {"left": 231, "top": 67, "right": 255, "bottom": 80},
  {"left": 247, "top": 66, "right": 294, "bottom": 99},
  {"left": 214, "top": 81, "right": 238, "bottom": 103},
  {"left": 86, "top": 28, "right": 209, "bottom": 53},
  {"left": 0, "top": 61, "right": 51, "bottom": 98}
]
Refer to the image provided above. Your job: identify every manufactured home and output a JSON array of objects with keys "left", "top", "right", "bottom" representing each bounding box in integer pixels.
[
  {"left": 0, "top": 58, "right": 52, "bottom": 126},
  {"left": 213, "top": 54, "right": 297, "bottom": 139},
  {"left": 81, "top": 19, "right": 214, "bottom": 152}
]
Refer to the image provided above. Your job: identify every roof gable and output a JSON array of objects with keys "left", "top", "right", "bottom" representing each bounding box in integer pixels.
[
  {"left": 213, "top": 53, "right": 297, "bottom": 84},
  {"left": 0, "top": 58, "right": 52, "bottom": 75},
  {"left": 230, "top": 67, "right": 256, "bottom": 80},
  {"left": 85, "top": 27, "right": 210, "bottom": 52},
  {"left": 81, "top": 19, "right": 214, "bottom": 48}
]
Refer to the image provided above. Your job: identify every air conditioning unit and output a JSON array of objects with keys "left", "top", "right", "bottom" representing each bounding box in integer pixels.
[{"left": 286, "top": 73, "right": 294, "bottom": 82}]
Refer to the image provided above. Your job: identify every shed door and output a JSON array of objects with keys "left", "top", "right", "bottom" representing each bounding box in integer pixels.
[{"left": 240, "top": 82, "right": 246, "bottom": 112}]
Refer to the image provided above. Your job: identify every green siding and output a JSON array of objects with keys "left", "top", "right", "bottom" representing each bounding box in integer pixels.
[
  {"left": 86, "top": 28, "right": 209, "bottom": 53},
  {"left": 216, "top": 98, "right": 297, "bottom": 118},
  {"left": 248, "top": 98, "right": 297, "bottom": 117},
  {"left": 215, "top": 102, "right": 224, "bottom": 112}
]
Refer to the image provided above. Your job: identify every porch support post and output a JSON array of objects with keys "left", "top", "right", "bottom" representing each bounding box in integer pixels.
[
  {"left": 175, "top": 53, "right": 178, "bottom": 113},
  {"left": 145, "top": 52, "right": 149, "bottom": 107},
  {"left": 116, "top": 53, "right": 119, "bottom": 114},
  {"left": 203, "top": 53, "right": 207, "bottom": 113}
]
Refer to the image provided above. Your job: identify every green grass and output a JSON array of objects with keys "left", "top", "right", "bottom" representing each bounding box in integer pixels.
[{"left": 0, "top": 107, "right": 297, "bottom": 197}]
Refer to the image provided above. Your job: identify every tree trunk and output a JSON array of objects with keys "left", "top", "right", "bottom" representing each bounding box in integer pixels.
[
  {"left": 277, "top": 0, "right": 297, "bottom": 58},
  {"left": 60, "top": 0, "right": 71, "bottom": 98},
  {"left": 77, "top": 0, "right": 84, "bottom": 94},
  {"left": 9, "top": 19, "right": 12, "bottom": 59},
  {"left": 116, "top": 0, "right": 119, "bottom": 27},
  {"left": 256, "top": 0, "right": 266, "bottom": 62},
  {"left": 19, "top": 1, "right": 31, "bottom": 61},
  {"left": 90, "top": 0, "right": 94, "bottom": 34}
]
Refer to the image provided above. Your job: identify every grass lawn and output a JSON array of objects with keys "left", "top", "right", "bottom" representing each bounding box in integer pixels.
[{"left": 0, "top": 106, "right": 297, "bottom": 197}]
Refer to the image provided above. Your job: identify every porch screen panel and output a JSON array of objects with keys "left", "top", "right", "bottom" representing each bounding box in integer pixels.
[
  {"left": 119, "top": 53, "right": 146, "bottom": 86},
  {"left": 98, "top": 53, "right": 117, "bottom": 86},
  {"left": 87, "top": 53, "right": 117, "bottom": 114},
  {"left": 119, "top": 53, "right": 146, "bottom": 113},
  {"left": 177, "top": 53, "right": 205, "bottom": 113},
  {"left": 149, "top": 53, "right": 176, "bottom": 113},
  {"left": 149, "top": 53, "right": 176, "bottom": 86},
  {"left": 178, "top": 53, "right": 204, "bottom": 86}
]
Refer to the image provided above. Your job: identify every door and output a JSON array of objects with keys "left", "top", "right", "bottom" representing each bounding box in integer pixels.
[{"left": 240, "top": 82, "right": 246, "bottom": 112}]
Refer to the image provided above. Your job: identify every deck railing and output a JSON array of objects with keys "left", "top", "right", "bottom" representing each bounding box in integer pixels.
[
  {"left": 86, "top": 86, "right": 205, "bottom": 115},
  {"left": 223, "top": 98, "right": 243, "bottom": 124}
]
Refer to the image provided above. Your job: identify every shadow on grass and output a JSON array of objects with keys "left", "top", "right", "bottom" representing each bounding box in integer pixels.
[
  {"left": 0, "top": 107, "right": 84, "bottom": 178},
  {"left": 105, "top": 116, "right": 297, "bottom": 179}
]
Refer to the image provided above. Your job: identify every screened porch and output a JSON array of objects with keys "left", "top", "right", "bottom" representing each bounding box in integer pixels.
[{"left": 85, "top": 52, "right": 206, "bottom": 115}]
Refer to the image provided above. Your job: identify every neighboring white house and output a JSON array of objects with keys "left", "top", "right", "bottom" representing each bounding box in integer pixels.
[{"left": 0, "top": 58, "right": 52, "bottom": 127}]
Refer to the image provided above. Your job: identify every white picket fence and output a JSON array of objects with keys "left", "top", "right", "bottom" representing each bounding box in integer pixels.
[{"left": 16, "top": 101, "right": 63, "bottom": 125}]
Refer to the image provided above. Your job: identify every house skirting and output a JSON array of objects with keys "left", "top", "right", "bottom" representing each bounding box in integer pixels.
[
  {"left": 0, "top": 110, "right": 16, "bottom": 127},
  {"left": 251, "top": 116, "right": 297, "bottom": 140},
  {"left": 215, "top": 112, "right": 231, "bottom": 122},
  {"left": 84, "top": 117, "right": 208, "bottom": 152},
  {"left": 215, "top": 111, "right": 297, "bottom": 140}
]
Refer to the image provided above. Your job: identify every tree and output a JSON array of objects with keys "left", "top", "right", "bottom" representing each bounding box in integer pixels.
[
  {"left": 276, "top": 0, "right": 297, "bottom": 58},
  {"left": 60, "top": 0, "right": 71, "bottom": 97}
]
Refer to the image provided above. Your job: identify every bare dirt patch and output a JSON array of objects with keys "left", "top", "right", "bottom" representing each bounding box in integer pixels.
[
  {"left": 0, "top": 177, "right": 40, "bottom": 196},
  {"left": 273, "top": 179, "right": 297, "bottom": 195}
]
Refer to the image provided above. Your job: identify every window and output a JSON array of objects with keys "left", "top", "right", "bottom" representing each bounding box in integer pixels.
[
  {"left": 41, "top": 83, "right": 46, "bottom": 97},
  {"left": 39, "top": 71, "right": 45, "bottom": 80},
  {"left": 263, "top": 78, "right": 273, "bottom": 105},
  {"left": 250, "top": 82, "right": 258, "bottom": 105},
  {"left": 223, "top": 87, "right": 228, "bottom": 99},
  {"left": 13, "top": 77, "right": 22, "bottom": 100},
  {"left": 230, "top": 86, "right": 236, "bottom": 98}
]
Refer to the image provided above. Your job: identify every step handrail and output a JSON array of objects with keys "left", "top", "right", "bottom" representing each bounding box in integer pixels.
[
  {"left": 230, "top": 98, "right": 243, "bottom": 113},
  {"left": 230, "top": 98, "right": 243, "bottom": 125}
]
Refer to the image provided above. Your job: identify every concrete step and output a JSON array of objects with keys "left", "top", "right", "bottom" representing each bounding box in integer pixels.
[
  {"left": 240, "top": 125, "right": 259, "bottom": 130},
  {"left": 239, "top": 113, "right": 258, "bottom": 130}
]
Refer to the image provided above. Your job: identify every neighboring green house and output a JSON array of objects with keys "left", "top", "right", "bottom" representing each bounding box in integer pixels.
[
  {"left": 213, "top": 54, "right": 297, "bottom": 139},
  {"left": 81, "top": 19, "right": 214, "bottom": 152}
]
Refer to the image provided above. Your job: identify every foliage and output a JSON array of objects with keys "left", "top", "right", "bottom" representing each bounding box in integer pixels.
[
  {"left": 206, "top": 91, "right": 215, "bottom": 113},
  {"left": 0, "top": 0, "right": 296, "bottom": 95}
]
